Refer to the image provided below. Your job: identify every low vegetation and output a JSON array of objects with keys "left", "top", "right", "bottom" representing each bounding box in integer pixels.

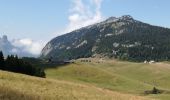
[{"left": 144, "top": 87, "right": 163, "bottom": 95}]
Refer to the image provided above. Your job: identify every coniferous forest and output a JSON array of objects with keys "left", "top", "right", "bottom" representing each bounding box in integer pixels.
[{"left": 0, "top": 51, "right": 45, "bottom": 77}]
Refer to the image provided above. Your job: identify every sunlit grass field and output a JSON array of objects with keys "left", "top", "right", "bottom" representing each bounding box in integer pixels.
[
  {"left": 46, "top": 58, "right": 170, "bottom": 100},
  {"left": 0, "top": 69, "right": 149, "bottom": 100},
  {"left": 1, "top": 58, "right": 170, "bottom": 100}
]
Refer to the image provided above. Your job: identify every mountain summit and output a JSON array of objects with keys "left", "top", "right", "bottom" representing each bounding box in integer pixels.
[{"left": 41, "top": 15, "right": 170, "bottom": 61}]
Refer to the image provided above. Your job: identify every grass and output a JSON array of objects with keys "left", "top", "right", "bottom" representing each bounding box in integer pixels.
[
  {"left": 46, "top": 62, "right": 151, "bottom": 94},
  {"left": 1, "top": 58, "right": 170, "bottom": 100},
  {"left": 0, "top": 70, "right": 149, "bottom": 100},
  {"left": 46, "top": 58, "right": 170, "bottom": 100}
]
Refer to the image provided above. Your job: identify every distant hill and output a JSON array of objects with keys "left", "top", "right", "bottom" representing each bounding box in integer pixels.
[{"left": 41, "top": 15, "right": 170, "bottom": 61}]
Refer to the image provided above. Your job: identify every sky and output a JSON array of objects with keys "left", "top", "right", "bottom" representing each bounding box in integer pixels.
[{"left": 0, "top": 0, "right": 170, "bottom": 56}]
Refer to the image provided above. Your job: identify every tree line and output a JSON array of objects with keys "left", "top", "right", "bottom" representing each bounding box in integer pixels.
[{"left": 0, "top": 51, "right": 45, "bottom": 77}]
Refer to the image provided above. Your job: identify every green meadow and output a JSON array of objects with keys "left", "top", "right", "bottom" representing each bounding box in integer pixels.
[
  {"left": 46, "top": 58, "right": 170, "bottom": 100},
  {"left": 1, "top": 58, "right": 170, "bottom": 100}
]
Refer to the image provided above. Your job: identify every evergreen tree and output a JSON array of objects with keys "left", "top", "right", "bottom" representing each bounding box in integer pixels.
[
  {"left": 0, "top": 51, "right": 45, "bottom": 77},
  {"left": 0, "top": 51, "right": 5, "bottom": 70}
]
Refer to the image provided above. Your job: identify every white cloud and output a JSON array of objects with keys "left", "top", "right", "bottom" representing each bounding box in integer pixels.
[
  {"left": 63, "top": 0, "right": 104, "bottom": 33},
  {"left": 12, "top": 38, "right": 45, "bottom": 56},
  {"left": 11, "top": 48, "right": 18, "bottom": 53}
]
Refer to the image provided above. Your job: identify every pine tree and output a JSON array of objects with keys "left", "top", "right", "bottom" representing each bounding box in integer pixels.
[{"left": 0, "top": 51, "right": 5, "bottom": 70}]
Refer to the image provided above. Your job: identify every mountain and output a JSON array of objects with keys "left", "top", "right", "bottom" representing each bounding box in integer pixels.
[
  {"left": 41, "top": 15, "right": 170, "bottom": 61},
  {"left": 0, "top": 35, "right": 13, "bottom": 56},
  {"left": 0, "top": 35, "right": 35, "bottom": 57}
]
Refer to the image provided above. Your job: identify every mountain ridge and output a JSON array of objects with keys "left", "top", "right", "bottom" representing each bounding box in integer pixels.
[{"left": 41, "top": 15, "right": 170, "bottom": 61}]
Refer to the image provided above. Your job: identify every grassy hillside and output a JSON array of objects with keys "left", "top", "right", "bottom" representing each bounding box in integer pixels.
[
  {"left": 46, "top": 58, "right": 170, "bottom": 100},
  {"left": 0, "top": 70, "right": 149, "bottom": 100}
]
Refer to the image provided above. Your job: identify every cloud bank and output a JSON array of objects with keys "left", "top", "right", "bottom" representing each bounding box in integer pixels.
[
  {"left": 11, "top": 38, "right": 44, "bottom": 56},
  {"left": 0, "top": 35, "right": 44, "bottom": 57}
]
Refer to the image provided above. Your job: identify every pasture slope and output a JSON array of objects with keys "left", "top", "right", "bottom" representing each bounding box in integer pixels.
[
  {"left": 46, "top": 58, "right": 170, "bottom": 100},
  {"left": 0, "top": 69, "right": 149, "bottom": 100}
]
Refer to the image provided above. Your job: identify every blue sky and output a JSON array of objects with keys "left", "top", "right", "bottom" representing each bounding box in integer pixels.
[
  {"left": 0, "top": 0, "right": 69, "bottom": 40},
  {"left": 0, "top": 0, "right": 170, "bottom": 55}
]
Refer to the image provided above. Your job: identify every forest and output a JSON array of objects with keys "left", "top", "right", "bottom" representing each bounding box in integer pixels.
[{"left": 0, "top": 51, "right": 45, "bottom": 77}]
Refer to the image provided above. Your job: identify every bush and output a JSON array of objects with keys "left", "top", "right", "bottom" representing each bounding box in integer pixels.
[
  {"left": 152, "top": 87, "right": 161, "bottom": 94},
  {"left": 144, "top": 87, "right": 162, "bottom": 95}
]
